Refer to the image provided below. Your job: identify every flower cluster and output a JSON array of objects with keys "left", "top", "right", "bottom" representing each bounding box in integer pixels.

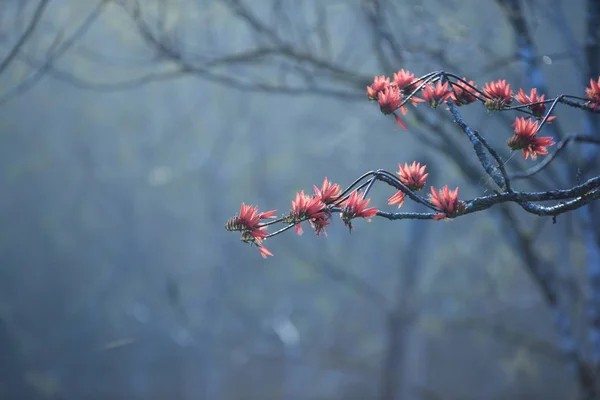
[
  {"left": 227, "top": 178, "right": 384, "bottom": 257},
  {"left": 226, "top": 71, "right": 600, "bottom": 259},
  {"left": 366, "top": 69, "right": 423, "bottom": 129},
  {"left": 340, "top": 190, "right": 378, "bottom": 231},
  {"left": 225, "top": 203, "right": 277, "bottom": 258},
  {"left": 388, "top": 162, "right": 429, "bottom": 208},
  {"left": 515, "top": 88, "right": 556, "bottom": 122},
  {"left": 284, "top": 177, "right": 380, "bottom": 242},
  {"left": 386, "top": 162, "right": 466, "bottom": 219},
  {"left": 367, "top": 73, "right": 565, "bottom": 159},
  {"left": 420, "top": 81, "right": 453, "bottom": 109},
  {"left": 288, "top": 191, "right": 327, "bottom": 236},
  {"left": 284, "top": 177, "right": 343, "bottom": 237},
  {"left": 227, "top": 161, "right": 470, "bottom": 258},
  {"left": 483, "top": 79, "right": 513, "bottom": 110},
  {"left": 367, "top": 73, "right": 560, "bottom": 135},
  {"left": 507, "top": 117, "right": 556, "bottom": 160},
  {"left": 451, "top": 78, "right": 478, "bottom": 105},
  {"left": 429, "top": 186, "right": 466, "bottom": 220}
]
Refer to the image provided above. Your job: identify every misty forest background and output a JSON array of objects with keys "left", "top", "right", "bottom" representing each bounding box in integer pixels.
[{"left": 1, "top": 0, "right": 600, "bottom": 399}]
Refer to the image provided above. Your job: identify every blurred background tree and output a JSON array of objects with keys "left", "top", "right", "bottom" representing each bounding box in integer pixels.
[{"left": 0, "top": 0, "right": 599, "bottom": 399}]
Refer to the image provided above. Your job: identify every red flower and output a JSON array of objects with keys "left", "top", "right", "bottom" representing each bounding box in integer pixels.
[
  {"left": 483, "top": 79, "right": 513, "bottom": 110},
  {"left": 377, "top": 85, "right": 408, "bottom": 129},
  {"left": 399, "top": 161, "right": 429, "bottom": 189},
  {"left": 392, "top": 69, "right": 424, "bottom": 110},
  {"left": 313, "top": 177, "right": 341, "bottom": 205},
  {"left": 429, "top": 186, "right": 465, "bottom": 220},
  {"left": 585, "top": 77, "right": 600, "bottom": 110},
  {"left": 226, "top": 203, "right": 276, "bottom": 238},
  {"left": 388, "top": 162, "right": 429, "bottom": 208},
  {"left": 451, "top": 78, "right": 478, "bottom": 105},
  {"left": 367, "top": 75, "right": 390, "bottom": 100},
  {"left": 226, "top": 203, "right": 276, "bottom": 257},
  {"left": 420, "top": 81, "right": 453, "bottom": 108},
  {"left": 507, "top": 117, "right": 555, "bottom": 160},
  {"left": 370, "top": 70, "right": 424, "bottom": 129},
  {"left": 290, "top": 191, "right": 327, "bottom": 235},
  {"left": 340, "top": 191, "right": 378, "bottom": 230},
  {"left": 515, "top": 88, "right": 557, "bottom": 122},
  {"left": 378, "top": 85, "right": 402, "bottom": 114},
  {"left": 392, "top": 69, "right": 416, "bottom": 92}
]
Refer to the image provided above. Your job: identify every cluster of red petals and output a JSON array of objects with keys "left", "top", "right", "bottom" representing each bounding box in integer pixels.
[
  {"left": 388, "top": 162, "right": 429, "bottom": 208},
  {"left": 451, "top": 78, "right": 478, "bottom": 105},
  {"left": 392, "top": 69, "right": 416, "bottom": 93},
  {"left": 225, "top": 203, "right": 277, "bottom": 257},
  {"left": 399, "top": 161, "right": 429, "bottom": 189},
  {"left": 585, "top": 77, "right": 600, "bottom": 110},
  {"left": 420, "top": 81, "right": 453, "bottom": 109},
  {"left": 429, "top": 186, "right": 465, "bottom": 220},
  {"left": 483, "top": 79, "right": 513, "bottom": 110},
  {"left": 376, "top": 86, "right": 408, "bottom": 129},
  {"left": 290, "top": 190, "right": 328, "bottom": 235},
  {"left": 377, "top": 85, "right": 402, "bottom": 115},
  {"left": 367, "top": 75, "right": 390, "bottom": 100},
  {"left": 394, "top": 69, "right": 425, "bottom": 109},
  {"left": 286, "top": 178, "right": 343, "bottom": 237},
  {"left": 340, "top": 190, "right": 378, "bottom": 230},
  {"left": 515, "top": 88, "right": 557, "bottom": 122},
  {"left": 367, "top": 69, "right": 422, "bottom": 130},
  {"left": 313, "top": 177, "right": 341, "bottom": 205},
  {"left": 507, "top": 117, "right": 556, "bottom": 160}
]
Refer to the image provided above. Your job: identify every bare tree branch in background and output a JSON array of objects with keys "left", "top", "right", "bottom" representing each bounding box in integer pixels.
[
  {"left": 0, "top": 0, "right": 108, "bottom": 105},
  {"left": 0, "top": 0, "right": 49, "bottom": 76}
]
